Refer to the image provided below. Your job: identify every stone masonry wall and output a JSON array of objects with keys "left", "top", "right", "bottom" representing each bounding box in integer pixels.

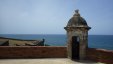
[
  {"left": 0, "top": 46, "right": 113, "bottom": 64},
  {"left": 0, "top": 46, "right": 67, "bottom": 58},
  {"left": 87, "top": 48, "right": 113, "bottom": 64}
]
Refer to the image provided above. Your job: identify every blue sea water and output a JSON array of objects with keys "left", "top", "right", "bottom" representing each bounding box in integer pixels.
[{"left": 0, "top": 34, "right": 113, "bottom": 50}]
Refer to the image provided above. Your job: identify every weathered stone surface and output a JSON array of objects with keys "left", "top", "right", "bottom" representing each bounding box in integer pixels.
[
  {"left": 65, "top": 10, "right": 90, "bottom": 29},
  {"left": 0, "top": 46, "right": 67, "bottom": 58},
  {"left": 0, "top": 37, "right": 44, "bottom": 46},
  {"left": 87, "top": 48, "right": 113, "bottom": 64},
  {"left": 64, "top": 10, "right": 91, "bottom": 60}
]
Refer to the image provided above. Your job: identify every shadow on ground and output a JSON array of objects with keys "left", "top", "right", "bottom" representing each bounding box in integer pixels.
[{"left": 72, "top": 59, "right": 105, "bottom": 64}]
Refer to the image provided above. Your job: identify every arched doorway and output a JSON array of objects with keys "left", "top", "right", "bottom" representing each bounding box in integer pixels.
[{"left": 72, "top": 36, "right": 79, "bottom": 59}]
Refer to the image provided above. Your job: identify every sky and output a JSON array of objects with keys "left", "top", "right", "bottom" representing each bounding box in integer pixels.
[{"left": 0, "top": 0, "right": 113, "bottom": 35}]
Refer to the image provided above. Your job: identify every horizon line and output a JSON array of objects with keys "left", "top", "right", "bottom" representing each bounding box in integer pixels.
[{"left": 0, "top": 34, "right": 113, "bottom": 35}]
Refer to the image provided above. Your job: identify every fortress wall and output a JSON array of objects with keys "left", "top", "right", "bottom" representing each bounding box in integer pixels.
[
  {"left": 0, "top": 46, "right": 113, "bottom": 64},
  {"left": 87, "top": 48, "right": 113, "bottom": 64},
  {"left": 0, "top": 46, "right": 67, "bottom": 58}
]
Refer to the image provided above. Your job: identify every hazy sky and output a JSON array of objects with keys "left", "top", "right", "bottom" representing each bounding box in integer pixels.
[{"left": 0, "top": 0, "right": 113, "bottom": 35}]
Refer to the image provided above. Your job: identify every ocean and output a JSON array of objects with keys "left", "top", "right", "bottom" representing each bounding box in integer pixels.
[{"left": 0, "top": 34, "right": 113, "bottom": 50}]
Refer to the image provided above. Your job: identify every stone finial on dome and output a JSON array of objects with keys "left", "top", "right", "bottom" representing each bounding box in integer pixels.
[
  {"left": 75, "top": 9, "right": 79, "bottom": 13},
  {"left": 74, "top": 9, "right": 80, "bottom": 16}
]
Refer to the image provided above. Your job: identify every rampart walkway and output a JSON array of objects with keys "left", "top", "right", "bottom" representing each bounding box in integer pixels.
[{"left": 0, "top": 58, "right": 104, "bottom": 64}]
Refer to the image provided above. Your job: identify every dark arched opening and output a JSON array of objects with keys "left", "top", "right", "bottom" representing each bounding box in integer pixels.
[{"left": 72, "top": 36, "right": 79, "bottom": 59}]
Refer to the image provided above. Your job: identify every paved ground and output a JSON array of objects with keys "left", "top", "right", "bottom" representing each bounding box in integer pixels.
[{"left": 0, "top": 58, "right": 105, "bottom": 64}]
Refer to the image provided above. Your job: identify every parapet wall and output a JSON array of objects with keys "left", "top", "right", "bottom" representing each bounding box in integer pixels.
[
  {"left": 87, "top": 48, "right": 113, "bottom": 64},
  {"left": 0, "top": 46, "right": 113, "bottom": 64},
  {"left": 0, "top": 46, "right": 67, "bottom": 58}
]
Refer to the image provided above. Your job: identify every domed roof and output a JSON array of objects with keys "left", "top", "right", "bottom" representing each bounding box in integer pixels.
[{"left": 66, "top": 10, "right": 88, "bottom": 27}]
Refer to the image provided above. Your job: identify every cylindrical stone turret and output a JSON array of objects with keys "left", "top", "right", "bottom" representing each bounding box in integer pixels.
[{"left": 64, "top": 10, "right": 91, "bottom": 60}]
